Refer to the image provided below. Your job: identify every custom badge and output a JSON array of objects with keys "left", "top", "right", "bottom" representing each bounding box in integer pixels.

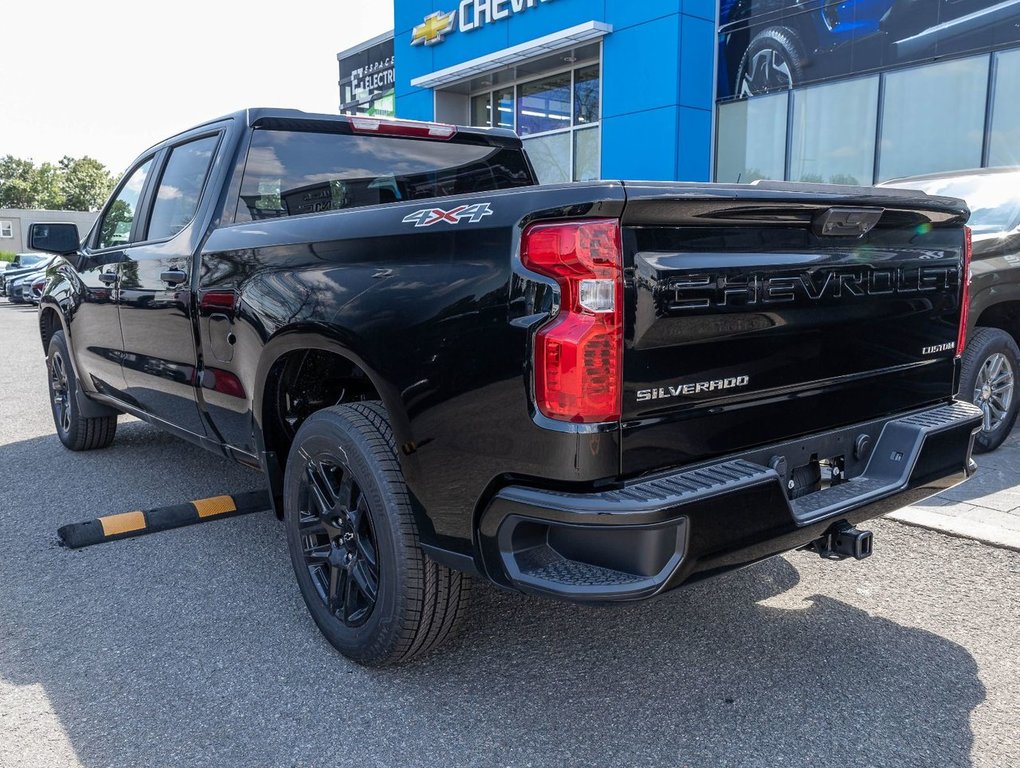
[
  {"left": 412, "top": 11, "right": 456, "bottom": 46},
  {"left": 402, "top": 203, "right": 494, "bottom": 228}
]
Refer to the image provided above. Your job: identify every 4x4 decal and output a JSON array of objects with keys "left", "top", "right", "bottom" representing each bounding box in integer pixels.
[{"left": 402, "top": 203, "right": 493, "bottom": 228}]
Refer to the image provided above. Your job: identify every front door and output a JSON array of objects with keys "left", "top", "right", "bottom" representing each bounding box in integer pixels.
[
  {"left": 117, "top": 134, "right": 221, "bottom": 437},
  {"left": 69, "top": 157, "right": 155, "bottom": 398}
]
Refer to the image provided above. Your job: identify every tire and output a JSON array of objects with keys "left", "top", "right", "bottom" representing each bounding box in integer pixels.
[
  {"left": 283, "top": 402, "right": 472, "bottom": 666},
  {"left": 960, "top": 327, "right": 1020, "bottom": 453},
  {"left": 735, "top": 27, "right": 805, "bottom": 97},
  {"left": 46, "top": 330, "right": 118, "bottom": 451}
]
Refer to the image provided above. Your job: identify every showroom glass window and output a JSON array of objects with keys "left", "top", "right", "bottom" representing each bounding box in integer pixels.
[
  {"left": 789, "top": 76, "right": 879, "bottom": 185},
  {"left": 988, "top": 49, "right": 1020, "bottom": 167},
  {"left": 469, "top": 48, "right": 602, "bottom": 184},
  {"left": 878, "top": 56, "right": 989, "bottom": 182},
  {"left": 715, "top": 92, "right": 788, "bottom": 183}
]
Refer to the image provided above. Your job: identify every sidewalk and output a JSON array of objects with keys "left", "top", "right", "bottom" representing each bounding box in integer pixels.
[{"left": 888, "top": 424, "right": 1020, "bottom": 551}]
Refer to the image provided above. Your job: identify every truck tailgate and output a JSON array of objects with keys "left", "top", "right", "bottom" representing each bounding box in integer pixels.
[{"left": 619, "top": 182, "right": 970, "bottom": 476}]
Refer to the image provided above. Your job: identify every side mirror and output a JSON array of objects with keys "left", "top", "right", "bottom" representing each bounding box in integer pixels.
[{"left": 28, "top": 222, "right": 80, "bottom": 256}]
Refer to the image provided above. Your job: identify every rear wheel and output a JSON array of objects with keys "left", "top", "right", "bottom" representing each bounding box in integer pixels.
[
  {"left": 960, "top": 327, "right": 1020, "bottom": 453},
  {"left": 46, "top": 331, "right": 117, "bottom": 451},
  {"left": 283, "top": 402, "right": 471, "bottom": 666}
]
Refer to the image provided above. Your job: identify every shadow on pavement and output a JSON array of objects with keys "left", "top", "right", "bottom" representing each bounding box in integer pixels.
[
  {"left": 931, "top": 423, "right": 1020, "bottom": 508},
  {"left": 0, "top": 422, "right": 985, "bottom": 767}
]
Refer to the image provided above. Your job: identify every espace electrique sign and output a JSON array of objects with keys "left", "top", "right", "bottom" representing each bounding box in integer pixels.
[{"left": 412, "top": 0, "right": 555, "bottom": 46}]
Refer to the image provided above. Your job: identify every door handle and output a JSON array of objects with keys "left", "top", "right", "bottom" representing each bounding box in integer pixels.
[
  {"left": 160, "top": 269, "right": 188, "bottom": 286},
  {"left": 98, "top": 272, "right": 118, "bottom": 285}
]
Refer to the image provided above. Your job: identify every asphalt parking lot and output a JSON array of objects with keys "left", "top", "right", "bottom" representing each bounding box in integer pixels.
[{"left": 1, "top": 300, "right": 1019, "bottom": 768}]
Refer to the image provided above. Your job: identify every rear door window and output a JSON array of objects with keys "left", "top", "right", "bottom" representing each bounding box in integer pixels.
[
  {"left": 147, "top": 134, "right": 220, "bottom": 241},
  {"left": 235, "top": 128, "right": 533, "bottom": 223}
]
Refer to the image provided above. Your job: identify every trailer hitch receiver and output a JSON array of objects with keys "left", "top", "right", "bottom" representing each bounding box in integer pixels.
[{"left": 806, "top": 521, "right": 873, "bottom": 561}]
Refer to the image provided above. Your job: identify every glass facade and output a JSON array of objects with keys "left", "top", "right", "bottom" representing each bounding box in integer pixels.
[
  {"left": 715, "top": 93, "right": 787, "bottom": 183},
  {"left": 988, "top": 49, "right": 1020, "bottom": 168},
  {"left": 789, "top": 76, "right": 878, "bottom": 186},
  {"left": 716, "top": 47, "right": 1020, "bottom": 185},
  {"left": 878, "top": 57, "right": 989, "bottom": 182},
  {"left": 468, "top": 51, "right": 602, "bottom": 184}
]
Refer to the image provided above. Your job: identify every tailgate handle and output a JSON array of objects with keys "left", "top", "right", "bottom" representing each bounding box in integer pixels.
[{"left": 813, "top": 207, "right": 884, "bottom": 238}]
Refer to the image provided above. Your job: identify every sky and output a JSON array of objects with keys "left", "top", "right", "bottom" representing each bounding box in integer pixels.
[{"left": 1, "top": 2, "right": 394, "bottom": 175}]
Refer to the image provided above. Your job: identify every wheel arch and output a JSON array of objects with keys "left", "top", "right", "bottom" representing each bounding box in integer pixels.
[
  {"left": 38, "top": 300, "right": 65, "bottom": 354},
  {"left": 253, "top": 327, "right": 415, "bottom": 517},
  {"left": 971, "top": 293, "right": 1020, "bottom": 348}
]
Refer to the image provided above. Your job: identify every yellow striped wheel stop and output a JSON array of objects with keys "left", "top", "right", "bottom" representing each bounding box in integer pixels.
[{"left": 57, "top": 490, "right": 271, "bottom": 549}]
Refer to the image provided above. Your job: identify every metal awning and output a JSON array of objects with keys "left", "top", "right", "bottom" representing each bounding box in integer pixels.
[{"left": 410, "top": 20, "right": 613, "bottom": 90}]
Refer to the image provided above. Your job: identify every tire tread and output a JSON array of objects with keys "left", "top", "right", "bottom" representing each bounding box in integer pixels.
[{"left": 293, "top": 401, "right": 471, "bottom": 666}]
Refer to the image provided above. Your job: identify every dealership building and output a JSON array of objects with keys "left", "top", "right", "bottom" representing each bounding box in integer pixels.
[{"left": 339, "top": 0, "right": 1020, "bottom": 185}]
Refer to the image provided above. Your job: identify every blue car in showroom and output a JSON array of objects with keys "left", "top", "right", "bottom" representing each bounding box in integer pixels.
[{"left": 719, "top": 0, "right": 1020, "bottom": 97}]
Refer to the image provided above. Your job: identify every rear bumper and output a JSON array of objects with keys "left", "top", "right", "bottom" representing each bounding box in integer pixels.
[{"left": 478, "top": 401, "right": 982, "bottom": 601}]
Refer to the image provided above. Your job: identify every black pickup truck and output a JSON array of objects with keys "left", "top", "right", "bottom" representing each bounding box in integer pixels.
[{"left": 30, "top": 109, "right": 982, "bottom": 666}]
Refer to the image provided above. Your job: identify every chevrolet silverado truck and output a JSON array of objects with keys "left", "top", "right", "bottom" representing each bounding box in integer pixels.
[{"left": 30, "top": 109, "right": 982, "bottom": 666}]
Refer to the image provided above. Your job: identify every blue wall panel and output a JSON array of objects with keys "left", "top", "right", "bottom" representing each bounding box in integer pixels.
[
  {"left": 682, "top": 0, "right": 716, "bottom": 22},
  {"left": 677, "top": 106, "right": 713, "bottom": 181},
  {"left": 506, "top": 1, "right": 607, "bottom": 45},
  {"left": 679, "top": 14, "right": 716, "bottom": 109},
  {"left": 602, "top": 14, "right": 681, "bottom": 119},
  {"left": 602, "top": 106, "right": 678, "bottom": 180},
  {"left": 603, "top": 0, "right": 680, "bottom": 31},
  {"left": 395, "top": 88, "right": 435, "bottom": 122}
]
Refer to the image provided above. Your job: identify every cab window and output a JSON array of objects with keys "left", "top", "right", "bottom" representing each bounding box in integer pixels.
[
  {"left": 147, "top": 135, "right": 219, "bottom": 241},
  {"left": 96, "top": 158, "right": 153, "bottom": 250}
]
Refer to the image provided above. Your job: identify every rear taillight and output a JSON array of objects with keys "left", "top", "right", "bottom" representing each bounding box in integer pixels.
[
  {"left": 957, "top": 225, "right": 972, "bottom": 358},
  {"left": 349, "top": 117, "right": 456, "bottom": 140},
  {"left": 521, "top": 219, "right": 623, "bottom": 424}
]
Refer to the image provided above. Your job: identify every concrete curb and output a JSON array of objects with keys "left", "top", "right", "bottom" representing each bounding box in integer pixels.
[{"left": 886, "top": 508, "right": 1020, "bottom": 553}]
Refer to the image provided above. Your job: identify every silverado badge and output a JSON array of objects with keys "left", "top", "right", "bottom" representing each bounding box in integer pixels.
[{"left": 637, "top": 375, "right": 750, "bottom": 402}]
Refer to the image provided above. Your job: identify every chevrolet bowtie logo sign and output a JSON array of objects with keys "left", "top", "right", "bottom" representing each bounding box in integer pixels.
[
  {"left": 412, "top": 10, "right": 456, "bottom": 46},
  {"left": 411, "top": 1, "right": 554, "bottom": 47}
]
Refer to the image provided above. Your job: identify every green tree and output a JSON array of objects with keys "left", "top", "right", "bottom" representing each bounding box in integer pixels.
[
  {"left": 34, "top": 162, "right": 65, "bottom": 209},
  {"left": 59, "top": 156, "right": 114, "bottom": 211},
  {"left": 0, "top": 155, "right": 39, "bottom": 208}
]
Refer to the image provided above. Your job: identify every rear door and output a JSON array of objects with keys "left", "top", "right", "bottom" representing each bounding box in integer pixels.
[
  {"left": 117, "top": 132, "right": 222, "bottom": 436},
  {"left": 619, "top": 183, "right": 969, "bottom": 475}
]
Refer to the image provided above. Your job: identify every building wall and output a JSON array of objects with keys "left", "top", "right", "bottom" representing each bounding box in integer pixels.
[
  {"left": 0, "top": 209, "right": 99, "bottom": 253},
  {"left": 393, "top": 0, "right": 718, "bottom": 181},
  {"left": 715, "top": 0, "right": 1020, "bottom": 183}
]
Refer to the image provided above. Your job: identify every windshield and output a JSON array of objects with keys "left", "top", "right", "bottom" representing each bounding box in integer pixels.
[
  {"left": 14, "top": 253, "right": 47, "bottom": 268},
  {"left": 886, "top": 172, "right": 1020, "bottom": 235}
]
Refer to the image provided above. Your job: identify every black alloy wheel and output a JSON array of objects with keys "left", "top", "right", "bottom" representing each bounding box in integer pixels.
[
  {"left": 297, "top": 453, "right": 380, "bottom": 627},
  {"left": 46, "top": 330, "right": 117, "bottom": 451},
  {"left": 49, "top": 347, "right": 73, "bottom": 436},
  {"left": 283, "top": 402, "right": 472, "bottom": 666}
]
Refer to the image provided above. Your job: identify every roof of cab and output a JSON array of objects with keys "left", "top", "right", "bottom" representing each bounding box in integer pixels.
[{"left": 138, "top": 107, "right": 518, "bottom": 158}]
